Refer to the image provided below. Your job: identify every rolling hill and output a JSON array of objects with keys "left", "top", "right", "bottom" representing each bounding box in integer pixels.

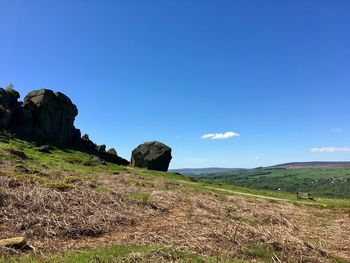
[
  {"left": 0, "top": 135, "right": 349, "bottom": 262},
  {"left": 170, "top": 167, "right": 246, "bottom": 176},
  {"left": 267, "top": 161, "right": 350, "bottom": 169},
  {"left": 193, "top": 166, "right": 350, "bottom": 198}
]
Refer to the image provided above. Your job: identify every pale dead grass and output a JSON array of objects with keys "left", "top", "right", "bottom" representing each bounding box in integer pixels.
[{"left": 0, "top": 169, "right": 350, "bottom": 262}]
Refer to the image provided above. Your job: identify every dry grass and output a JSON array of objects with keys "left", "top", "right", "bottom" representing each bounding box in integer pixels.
[{"left": 1, "top": 165, "right": 350, "bottom": 262}]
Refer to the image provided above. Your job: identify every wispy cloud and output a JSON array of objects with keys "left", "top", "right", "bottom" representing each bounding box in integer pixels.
[
  {"left": 201, "top": 131, "right": 240, "bottom": 140},
  {"left": 310, "top": 147, "right": 350, "bottom": 153},
  {"left": 331, "top": 128, "right": 342, "bottom": 132},
  {"left": 254, "top": 156, "right": 259, "bottom": 160}
]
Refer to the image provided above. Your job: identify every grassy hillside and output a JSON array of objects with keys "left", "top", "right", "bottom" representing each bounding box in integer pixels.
[
  {"left": 0, "top": 133, "right": 350, "bottom": 262},
  {"left": 170, "top": 168, "right": 246, "bottom": 176},
  {"left": 268, "top": 162, "right": 350, "bottom": 169},
  {"left": 194, "top": 168, "right": 350, "bottom": 198}
]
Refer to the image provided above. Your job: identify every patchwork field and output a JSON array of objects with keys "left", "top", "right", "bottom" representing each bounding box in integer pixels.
[{"left": 193, "top": 168, "right": 350, "bottom": 199}]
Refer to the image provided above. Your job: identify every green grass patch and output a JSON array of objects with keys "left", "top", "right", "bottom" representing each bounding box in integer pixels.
[
  {"left": 1, "top": 136, "right": 350, "bottom": 208},
  {"left": 194, "top": 168, "right": 350, "bottom": 199},
  {"left": 63, "top": 176, "right": 82, "bottom": 184},
  {"left": 0, "top": 244, "right": 242, "bottom": 263},
  {"left": 245, "top": 244, "right": 280, "bottom": 262},
  {"left": 128, "top": 192, "right": 152, "bottom": 203}
]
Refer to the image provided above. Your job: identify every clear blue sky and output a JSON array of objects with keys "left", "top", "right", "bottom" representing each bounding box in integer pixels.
[{"left": 1, "top": 0, "right": 350, "bottom": 168}]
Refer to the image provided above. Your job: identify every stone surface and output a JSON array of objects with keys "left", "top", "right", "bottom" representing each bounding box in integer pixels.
[
  {"left": 12, "top": 107, "right": 33, "bottom": 127},
  {"left": 0, "top": 88, "right": 20, "bottom": 128},
  {"left": 131, "top": 141, "right": 172, "bottom": 171},
  {"left": 0, "top": 87, "right": 19, "bottom": 109},
  {"left": 0, "top": 88, "right": 12, "bottom": 108},
  {"left": 0, "top": 237, "right": 27, "bottom": 250},
  {"left": 97, "top": 144, "right": 106, "bottom": 152},
  {"left": 38, "top": 145, "right": 51, "bottom": 153},
  {"left": 23, "top": 89, "right": 78, "bottom": 145},
  {"left": 107, "top": 148, "right": 117, "bottom": 155},
  {"left": 0, "top": 87, "right": 131, "bottom": 165},
  {"left": 80, "top": 134, "right": 97, "bottom": 149},
  {"left": 0, "top": 109, "right": 12, "bottom": 128}
]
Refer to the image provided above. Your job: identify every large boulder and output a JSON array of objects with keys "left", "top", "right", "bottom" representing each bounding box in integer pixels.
[
  {"left": 131, "top": 141, "right": 172, "bottom": 171},
  {"left": 23, "top": 89, "right": 78, "bottom": 145}
]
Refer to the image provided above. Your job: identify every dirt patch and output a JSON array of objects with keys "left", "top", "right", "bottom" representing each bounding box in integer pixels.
[{"left": 6, "top": 149, "right": 28, "bottom": 160}]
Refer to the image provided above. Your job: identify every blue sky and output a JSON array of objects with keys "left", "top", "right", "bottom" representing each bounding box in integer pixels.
[{"left": 1, "top": 0, "right": 350, "bottom": 168}]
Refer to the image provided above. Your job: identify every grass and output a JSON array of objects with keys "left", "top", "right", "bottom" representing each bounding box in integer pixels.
[
  {"left": 63, "top": 175, "right": 82, "bottom": 184},
  {"left": 0, "top": 244, "right": 241, "bottom": 263},
  {"left": 191, "top": 167, "right": 350, "bottom": 198},
  {"left": 1, "top": 135, "right": 350, "bottom": 208},
  {"left": 1, "top": 135, "right": 350, "bottom": 262},
  {"left": 128, "top": 192, "right": 153, "bottom": 203},
  {"left": 245, "top": 244, "right": 281, "bottom": 262}
]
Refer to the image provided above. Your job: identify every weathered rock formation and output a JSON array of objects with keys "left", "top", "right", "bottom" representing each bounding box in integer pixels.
[
  {"left": 131, "top": 141, "right": 172, "bottom": 171},
  {"left": 0, "top": 86, "right": 129, "bottom": 165},
  {"left": 23, "top": 89, "right": 80, "bottom": 145},
  {"left": 107, "top": 148, "right": 117, "bottom": 155},
  {"left": 0, "top": 87, "right": 20, "bottom": 128},
  {"left": 97, "top": 144, "right": 106, "bottom": 152},
  {"left": 80, "top": 133, "right": 97, "bottom": 149}
]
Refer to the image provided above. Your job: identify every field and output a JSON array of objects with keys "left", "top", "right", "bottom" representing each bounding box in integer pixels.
[
  {"left": 193, "top": 168, "right": 350, "bottom": 199},
  {"left": 0, "top": 133, "right": 350, "bottom": 262}
]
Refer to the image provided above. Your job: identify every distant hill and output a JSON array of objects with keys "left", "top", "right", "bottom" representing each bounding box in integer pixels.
[
  {"left": 267, "top": 161, "right": 350, "bottom": 169},
  {"left": 194, "top": 165, "right": 350, "bottom": 198},
  {"left": 170, "top": 167, "right": 247, "bottom": 176}
]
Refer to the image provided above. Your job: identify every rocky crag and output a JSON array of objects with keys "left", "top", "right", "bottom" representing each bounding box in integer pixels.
[
  {"left": 0, "top": 86, "right": 172, "bottom": 170},
  {"left": 0, "top": 86, "right": 129, "bottom": 165}
]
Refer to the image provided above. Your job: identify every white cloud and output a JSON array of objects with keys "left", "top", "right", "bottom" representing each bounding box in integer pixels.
[
  {"left": 254, "top": 156, "right": 259, "bottom": 160},
  {"left": 310, "top": 147, "right": 350, "bottom": 153},
  {"left": 331, "top": 128, "right": 342, "bottom": 132},
  {"left": 201, "top": 131, "right": 240, "bottom": 140}
]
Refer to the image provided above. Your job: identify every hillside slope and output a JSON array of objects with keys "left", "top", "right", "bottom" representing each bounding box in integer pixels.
[
  {"left": 170, "top": 167, "right": 246, "bottom": 176},
  {"left": 194, "top": 167, "right": 350, "bottom": 199},
  {"left": 0, "top": 135, "right": 350, "bottom": 262},
  {"left": 267, "top": 161, "right": 350, "bottom": 169}
]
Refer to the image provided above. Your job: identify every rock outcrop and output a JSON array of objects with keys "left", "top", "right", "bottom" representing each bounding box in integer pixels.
[
  {"left": 0, "top": 87, "right": 20, "bottom": 128},
  {"left": 0, "top": 86, "right": 130, "bottom": 165},
  {"left": 97, "top": 144, "right": 106, "bottom": 152},
  {"left": 131, "top": 141, "right": 172, "bottom": 171},
  {"left": 23, "top": 89, "right": 79, "bottom": 145},
  {"left": 107, "top": 148, "right": 117, "bottom": 155}
]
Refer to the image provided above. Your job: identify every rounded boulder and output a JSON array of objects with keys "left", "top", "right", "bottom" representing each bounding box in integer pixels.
[{"left": 131, "top": 141, "right": 172, "bottom": 171}]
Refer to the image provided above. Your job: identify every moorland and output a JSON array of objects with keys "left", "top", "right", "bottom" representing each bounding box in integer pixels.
[{"left": 0, "top": 133, "right": 349, "bottom": 262}]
